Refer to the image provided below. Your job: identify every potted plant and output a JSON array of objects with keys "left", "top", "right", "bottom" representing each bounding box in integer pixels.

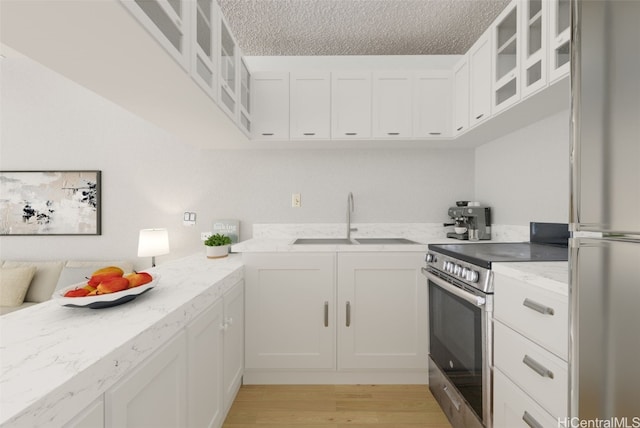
[{"left": 204, "top": 233, "right": 232, "bottom": 259}]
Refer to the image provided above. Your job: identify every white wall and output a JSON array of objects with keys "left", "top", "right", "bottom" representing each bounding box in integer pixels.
[
  {"left": 0, "top": 56, "right": 475, "bottom": 267},
  {"left": 474, "top": 109, "right": 571, "bottom": 225}
]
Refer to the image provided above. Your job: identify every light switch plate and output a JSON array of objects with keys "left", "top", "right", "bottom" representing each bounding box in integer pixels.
[{"left": 292, "top": 193, "right": 301, "bottom": 208}]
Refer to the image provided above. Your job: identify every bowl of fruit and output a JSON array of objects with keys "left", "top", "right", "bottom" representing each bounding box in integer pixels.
[{"left": 54, "top": 266, "right": 158, "bottom": 309}]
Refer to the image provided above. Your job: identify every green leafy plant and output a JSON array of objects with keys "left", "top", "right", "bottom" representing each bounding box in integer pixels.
[{"left": 204, "top": 233, "right": 232, "bottom": 247}]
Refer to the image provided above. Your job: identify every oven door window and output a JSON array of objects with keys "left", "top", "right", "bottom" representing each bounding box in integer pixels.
[{"left": 429, "top": 279, "right": 483, "bottom": 419}]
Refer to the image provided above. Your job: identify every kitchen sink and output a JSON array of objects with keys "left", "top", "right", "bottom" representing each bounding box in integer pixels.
[
  {"left": 292, "top": 237, "right": 420, "bottom": 245},
  {"left": 355, "top": 238, "right": 420, "bottom": 245},
  {"left": 292, "top": 238, "right": 356, "bottom": 245}
]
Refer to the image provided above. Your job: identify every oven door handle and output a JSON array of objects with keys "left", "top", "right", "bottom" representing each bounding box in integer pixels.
[{"left": 422, "top": 267, "right": 486, "bottom": 307}]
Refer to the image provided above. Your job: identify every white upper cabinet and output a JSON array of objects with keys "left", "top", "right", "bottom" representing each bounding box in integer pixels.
[
  {"left": 251, "top": 72, "right": 290, "bottom": 140},
  {"left": 290, "top": 72, "right": 331, "bottom": 140},
  {"left": 191, "top": 0, "right": 217, "bottom": 100},
  {"left": 521, "top": 0, "right": 548, "bottom": 98},
  {"left": 372, "top": 72, "right": 413, "bottom": 139},
  {"left": 413, "top": 71, "right": 452, "bottom": 138},
  {"left": 121, "top": 0, "right": 190, "bottom": 70},
  {"left": 453, "top": 55, "right": 470, "bottom": 135},
  {"left": 238, "top": 58, "right": 251, "bottom": 136},
  {"left": 218, "top": 14, "right": 237, "bottom": 119},
  {"left": 548, "top": 0, "right": 571, "bottom": 83},
  {"left": 493, "top": 0, "right": 521, "bottom": 112},
  {"left": 469, "top": 29, "right": 492, "bottom": 127},
  {"left": 331, "top": 72, "right": 372, "bottom": 139}
]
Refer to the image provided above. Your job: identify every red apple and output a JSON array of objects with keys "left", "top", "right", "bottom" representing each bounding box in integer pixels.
[
  {"left": 125, "top": 271, "right": 153, "bottom": 288},
  {"left": 96, "top": 276, "right": 130, "bottom": 294}
]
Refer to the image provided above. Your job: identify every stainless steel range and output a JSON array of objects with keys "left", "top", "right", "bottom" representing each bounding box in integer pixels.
[{"left": 422, "top": 223, "right": 569, "bottom": 428}]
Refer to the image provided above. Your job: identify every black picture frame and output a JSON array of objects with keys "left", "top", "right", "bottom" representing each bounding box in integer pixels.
[{"left": 0, "top": 170, "right": 102, "bottom": 235}]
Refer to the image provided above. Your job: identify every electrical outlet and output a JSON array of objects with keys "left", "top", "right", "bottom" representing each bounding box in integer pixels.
[
  {"left": 292, "top": 193, "right": 301, "bottom": 208},
  {"left": 201, "top": 232, "right": 212, "bottom": 241}
]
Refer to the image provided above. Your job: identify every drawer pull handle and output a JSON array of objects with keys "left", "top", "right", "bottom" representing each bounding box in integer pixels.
[
  {"left": 476, "top": 114, "right": 484, "bottom": 119},
  {"left": 346, "top": 301, "right": 351, "bottom": 327},
  {"left": 523, "top": 355, "right": 554, "bottom": 379},
  {"left": 324, "top": 301, "right": 329, "bottom": 327},
  {"left": 345, "top": 132, "right": 357, "bottom": 136},
  {"left": 442, "top": 385, "right": 461, "bottom": 411},
  {"left": 456, "top": 126, "right": 464, "bottom": 131},
  {"left": 522, "top": 411, "right": 543, "bottom": 428},
  {"left": 303, "top": 133, "right": 316, "bottom": 136},
  {"left": 261, "top": 133, "right": 274, "bottom": 136},
  {"left": 387, "top": 132, "right": 400, "bottom": 136},
  {"left": 523, "top": 298, "right": 555, "bottom": 315},
  {"left": 429, "top": 132, "right": 442, "bottom": 135}
]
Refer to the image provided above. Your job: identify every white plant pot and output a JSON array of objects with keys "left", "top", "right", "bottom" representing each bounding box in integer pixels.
[{"left": 206, "top": 245, "right": 229, "bottom": 259}]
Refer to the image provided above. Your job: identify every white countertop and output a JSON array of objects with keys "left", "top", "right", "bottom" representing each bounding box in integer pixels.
[
  {"left": 492, "top": 261, "right": 569, "bottom": 295},
  {"left": 0, "top": 253, "right": 243, "bottom": 427},
  {"left": 232, "top": 237, "right": 429, "bottom": 253}
]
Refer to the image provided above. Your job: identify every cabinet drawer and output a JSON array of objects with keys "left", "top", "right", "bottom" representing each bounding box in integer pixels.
[
  {"left": 494, "top": 368, "right": 559, "bottom": 428},
  {"left": 494, "top": 321, "right": 568, "bottom": 418},
  {"left": 494, "top": 273, "right": 568, "bottom": 360}
]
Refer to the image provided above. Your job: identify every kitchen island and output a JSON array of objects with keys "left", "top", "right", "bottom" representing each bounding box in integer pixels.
[{"left": 0, "top": 253, "right": 243, "bottom": 427}]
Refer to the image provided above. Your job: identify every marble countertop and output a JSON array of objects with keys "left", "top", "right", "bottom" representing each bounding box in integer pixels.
[
  {"left": 232, "top": 237, "right": 430, "bottom": 253},
  {"left": 492, "top": 261, "right": 569, "bottom": 295},
  {"left": 0, "top": 253, "right": 244, "bottom": 427}
]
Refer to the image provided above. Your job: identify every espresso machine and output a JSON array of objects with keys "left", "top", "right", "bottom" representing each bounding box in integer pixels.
[{"left": 444, "top": 205, "right": 492, "bottom": 240}]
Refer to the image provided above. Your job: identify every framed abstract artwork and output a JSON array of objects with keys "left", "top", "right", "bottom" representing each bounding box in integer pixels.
[{"left": 0, "top": 171, "right": 101, "bottom": 235}]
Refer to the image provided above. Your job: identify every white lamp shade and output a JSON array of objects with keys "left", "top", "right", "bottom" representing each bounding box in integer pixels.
[{"left": 138, "top": 228, "right": 170, "bottom": 257}]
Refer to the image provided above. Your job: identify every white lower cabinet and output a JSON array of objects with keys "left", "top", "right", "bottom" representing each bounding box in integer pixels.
[
  {"left": 244, "top": 252, "right": 335, "bottom": 370},
  {"left": 337, "top": 253, "right": 427, "bottom": 370},
  {"left": 187, "top": 299, "right": 224, "bottom": 428},
  {"left": 244, "top": 251, "right": 427, "bottom": 382},
  {"left": 105, "top": 333, "right": 188, "bottom": 428},
  {"left": 493, "top": 271, "right": 568, "bottom": 427},
  {"left": 101, "top": 281, "right": 244, "bottom": 428}
]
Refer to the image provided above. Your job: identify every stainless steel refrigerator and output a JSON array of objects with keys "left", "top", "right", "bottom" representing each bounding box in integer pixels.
[{"left": 570, "top": 0, "right": 640, "bottom": 421}]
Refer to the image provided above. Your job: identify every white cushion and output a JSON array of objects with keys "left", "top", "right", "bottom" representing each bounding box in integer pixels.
[
  {"left": 2, "top": 261, "right": 64, "bottom": 303},
  {"left": 0, "top": 266, "right": 37, "bottom": 307}
]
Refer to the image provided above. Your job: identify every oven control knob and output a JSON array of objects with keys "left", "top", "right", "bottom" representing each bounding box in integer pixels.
[
  {"left": 466, "top": 270, "right": 480, "bottom": 283},
  {"left": 426, "top": 253, "right": 435, "bottom": 263},
  {"left": 444, "top": 261, "right": 452, "bottom": 272},
  {"left": 461, "top": 267, "right": 469, "bottom": 278},
  {"left": 454, "top": 264, "right": 462, "bottom": 276}
]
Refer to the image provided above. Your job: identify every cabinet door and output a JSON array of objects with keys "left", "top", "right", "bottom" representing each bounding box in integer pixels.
[
  {"left": 452, "top": 55, "right": 470, "bottom": 135},
  {"left": 372, "top": 72, "right": 413, "bottom": 139},
  {"left": 222, "top": 281, "right": 244, "bottom": 412},
  {"left": 187, "top": 299, "right": 224, "bottom": 428},
  {"left": 121, "top": 0, "right": 190, "bottom": 70},
  {"left": 64, "top": 397, "right": 104, "bottom": 428},
  {"left": 331, "top": 72, "right": 372, "bottom": 139},
  {"left": 493, "top": 0, "right": 521, "bottom": 112},
  {"left": 548, "top": 0, "right": 571, "bottom": 83},
  {"left": 251, "top": 72, "right": 289, "bottom": 140},
  {"left": 105, "top": 333, "right": 187, "bottom": 428},
  {"left": 413, "top": 71, "right": 452, "bottom": 138},
  {"left": 238, "top": 58, "right": 251, "bottom": 136},
  {"left": 469, "top": 30, "right": 492, "bottom": 127},
  {"left": 290, "top": 72, "right": 331, "bottom": 139},
  {"left": 218, "top": 14, "right": 237, "bottom": 119},
  {"left": 244, "top": 253, "right": 335, "bottom": 370},
  {"left": 337, "top": 253, "right": 427, "bottom": 370},
  {"left": 191, "top": 0, "right": 217, "bottom": 100},
  {"left": 521, "top": 0, "right": 548, "bottom": 98}
]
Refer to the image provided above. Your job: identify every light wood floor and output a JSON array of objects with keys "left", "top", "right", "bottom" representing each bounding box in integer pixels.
[{"left": 222, "top": 385, "right": 452, "bottom": 427}]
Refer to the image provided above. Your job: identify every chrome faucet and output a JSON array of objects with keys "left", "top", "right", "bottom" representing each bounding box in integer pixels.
[{"left": 347, "top": 192, "right": 358, "bottom": 240}]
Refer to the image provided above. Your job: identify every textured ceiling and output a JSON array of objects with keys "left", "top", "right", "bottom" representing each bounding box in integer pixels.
[{"left": 218, "top": 0, "right": 511, "bottom": 56}]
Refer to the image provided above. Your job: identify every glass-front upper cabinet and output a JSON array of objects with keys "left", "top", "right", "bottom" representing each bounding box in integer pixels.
[
  {"left": 191, "top": 0, "right": 217, "bottom": 99},
  {"left": 549, "top": 0, "right": 571, "bottom": 82},
  {"left": 239, "top": 58, "right": 251, "bottom": 136},
  {"left": 493, "top": 0, "right": 521, "bottom": 112},
  {"left": 521, "top": 0, "right": 548, "bottom": 98},
  {"left": 219, "top": 16, "right": 237, "bottom": 119},
  {"left": 121, "top": 0, "right": 190, "bottom": 70}
]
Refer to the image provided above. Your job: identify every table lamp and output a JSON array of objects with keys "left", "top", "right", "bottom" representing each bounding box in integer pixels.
[{"left": 137, "top": 228, "right": 170, "bottom": 267}]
